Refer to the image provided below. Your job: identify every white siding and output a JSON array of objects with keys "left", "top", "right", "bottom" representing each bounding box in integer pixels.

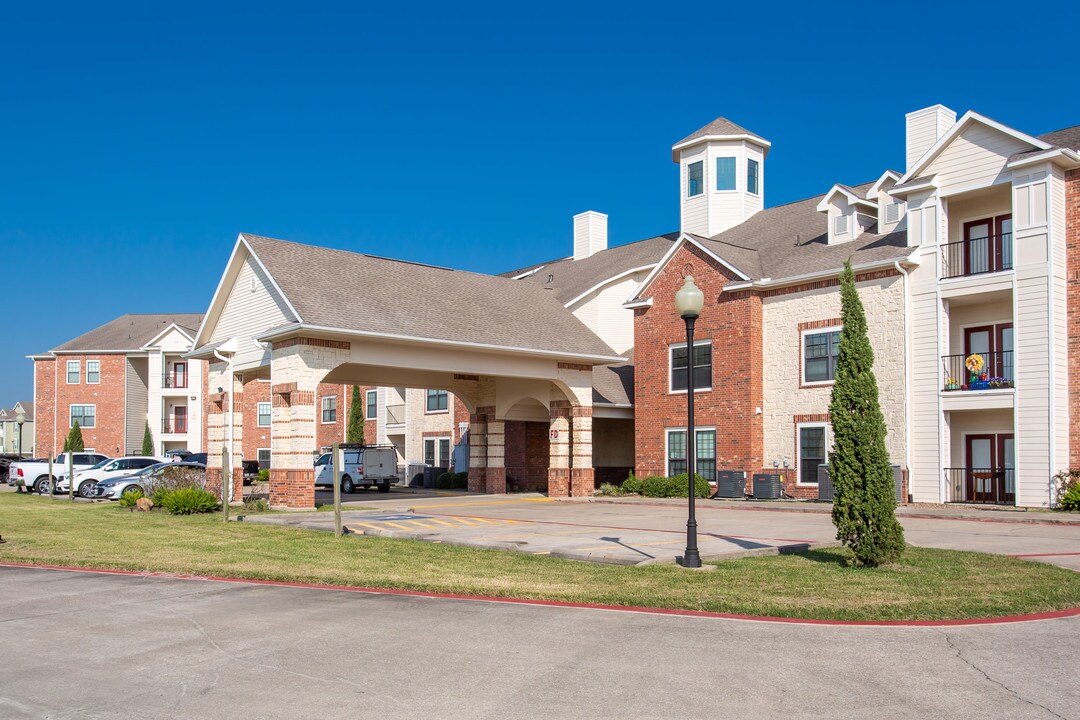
[
  {"left": 568, "top": 270, "right": 648, "bottom": 355},
  {"left": 925, "top": 123, "right": 1030, "bottom": 190},
  {"left": 909, "top": 244, "right": 944, "bottom": 502},
  {"left": 209, "top": 252, "right": 292, "bottom": 367}
]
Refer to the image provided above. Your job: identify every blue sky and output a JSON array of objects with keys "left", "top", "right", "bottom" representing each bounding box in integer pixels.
[{"left": 1, "top": 0, "right": 1076, "bottom": 404}]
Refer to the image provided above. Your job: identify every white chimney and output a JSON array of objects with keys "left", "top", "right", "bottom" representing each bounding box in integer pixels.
[
  {"left": 573, "top": 210, "right": 607, "bottom": 261},
  {"left": 906, "top": 104, "right": 956, "bottom": 172}
]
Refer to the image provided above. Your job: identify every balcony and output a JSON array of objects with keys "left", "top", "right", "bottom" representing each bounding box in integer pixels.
[
  {"left": 162, "top": 417, "right": 188, "bottom": 434},
  {"left": 943, "top": 467, "right": 1015, "bottom": 505},
  {"left": 385, "top": 403, "right": 405, "bottom": 430},
  {"left": 162, "top": 375, "right": 189, "bottom": 389},
  {"left": 941, "top": 233, "right": 1012, "bottom": 280},
  {"left": 941, "top": 352, "right": 1014, "bottom": 392}
]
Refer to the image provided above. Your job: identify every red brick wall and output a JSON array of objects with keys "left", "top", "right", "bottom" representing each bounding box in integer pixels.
[
  {"left": 242, "top": 375, "right": 272, "bottom": 464},
  {"left": 1068, "top": 168, "right": 1080, "bottom": 468},
  {"left": 453, "top": 396, "right": 470, "bottom": 445},
  {"left": 504, "top": 420, "right": 549, "bottom": 491},
  {"left": 315, "top": 382, "right": 348, "bottom": 450},
  {"left": 633, "top": 243, "right": 764, "bottom": 479},
  {"left": 44, "top": 354, "right": 128, "bottom": 455},
  {"left": 34, "top": 358, "right": 56, "bottom": 456}
]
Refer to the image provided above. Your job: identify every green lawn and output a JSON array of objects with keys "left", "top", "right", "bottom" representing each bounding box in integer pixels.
[{"left": 2, "top": 492, "right": 1079, "bottom": 621}]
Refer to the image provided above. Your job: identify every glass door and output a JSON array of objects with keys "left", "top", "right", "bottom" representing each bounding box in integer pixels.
[
  {"left": 966, "top": 435, "right": 995, "bottom": 502},
  {"left": 963, "top": 219, "right": 992, "bottom": 275}
]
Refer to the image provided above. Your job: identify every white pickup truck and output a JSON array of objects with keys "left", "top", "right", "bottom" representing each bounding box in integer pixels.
[
  {"left": 314, "top": 445, "right": 398, "bottom": 493},
  {"left": 8, "top": 452, "right": 111, "bottom": 495}
]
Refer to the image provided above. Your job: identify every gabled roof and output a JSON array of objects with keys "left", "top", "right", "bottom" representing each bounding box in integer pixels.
[
  {"left": 1007, "top": 124, "right": 1080, "bottom": 165},
  {"left": 199, "top": 233, "right": 620, "bottom": 362},
  {"left": 867, "top": 170, "right": 902, "bottom": 200},
  {"left": 815, "top": 184, "right": 877, "bottom": 212},
  {"left": 671, "top": 116, "right": 771, "bottom": 161},
  {"left": 1, "top": 402, "right": 34, "bottom": 422},
  {"left": 141, "top": 322, "right": 196, "bottom": 350},
  {"left": 46, "top": 313, "right": 204, "bottom": 354}
]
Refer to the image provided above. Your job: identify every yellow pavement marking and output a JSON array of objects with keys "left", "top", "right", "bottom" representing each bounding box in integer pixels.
[
  {"left": 532, "top": 551, "right": 551, "bottom": 555},
  {"left": 404, "top": 521, "right": 437, "bottom": 530},
  {"left": 464, "top": 517, "right": 503, "bottom": 525},
  {"left": 410, "top": 498, "right": 554, "bottom": 509},
  {"left": 382, "top": 522, "right": 414, "bottom": 531},
  {"left": 453, "top": 518, "right": 482, "bottom": 526},
  {"left": 429, "top": 519, "right": 460, "bottom": 528},
  {"left": 349, "top": 522, "right": 383, "bottom": 531}
]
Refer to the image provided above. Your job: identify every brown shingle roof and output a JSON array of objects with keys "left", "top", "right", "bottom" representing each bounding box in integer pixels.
[
  {"left": 50, "top": 313, "right": 205, "bottom": 353},
  {"left": 592, "top": 350, "right": 634, "bottom": 406},
  {"left": 241, "top": 234, "right": 620, "bottom": 360},
  {"left": 674, "top": 117, "right": 767, "bottom": 147}
]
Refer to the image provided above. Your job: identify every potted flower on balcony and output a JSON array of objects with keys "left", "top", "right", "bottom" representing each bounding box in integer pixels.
[
  {"left": 987, "top": 376, "right": 1012, "bottom": 389},
  {"left": 944, "top": 377, "right": 960, "bottom": 391},
  {"left": 965, "top": 354, "right": 989, "bottom": 390}
]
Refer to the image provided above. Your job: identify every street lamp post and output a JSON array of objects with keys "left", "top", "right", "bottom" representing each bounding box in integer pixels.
[
  {"left": 675, "top": 276, "right": 704, "bottom": 569},
  {"left": 15, "top": 409, "right": 25, "bottom": 460}
]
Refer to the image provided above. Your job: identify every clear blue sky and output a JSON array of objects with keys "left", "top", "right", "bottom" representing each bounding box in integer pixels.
[{"left": 1, "top": 0, "right": 1076, "bottom": 404}]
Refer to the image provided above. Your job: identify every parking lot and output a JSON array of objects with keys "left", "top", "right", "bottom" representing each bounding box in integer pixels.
[{"left": 248, "top": 493, "right": 1080, "bottom": 568}]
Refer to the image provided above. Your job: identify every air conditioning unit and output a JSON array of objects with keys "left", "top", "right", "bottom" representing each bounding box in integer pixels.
[
  {"left": 752, "top": 473, "right": 782, "bottom": 500},
  {"left": 817, "top": 464, "right": 833, "bottom": 501},
  {"left": 712, "top": 471, "right": 746, "bottom": 499}
]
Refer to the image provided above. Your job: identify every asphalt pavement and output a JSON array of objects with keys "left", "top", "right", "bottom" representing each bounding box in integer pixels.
[{"left": 1, "top": 566, "right": 1076, "bottom": 719}]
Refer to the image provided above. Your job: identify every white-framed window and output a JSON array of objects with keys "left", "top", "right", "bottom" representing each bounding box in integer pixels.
[
  {"left": 257, "top": 402, "right": 272, "bottom": 428},
  {"left": 426, "top": 389, "right": 448, "bottom": 413},
  {"left": 257, "top": 448, "right": 271, "bottom": 469},
  {"left": 802, "top": 327, "right": 842, "bottom": 385},
  {"left": 86, "top": 360, "right": 100, "bottom": 384},
  {"left": 715, "top": 157, "right": 736, "bottom": 191},
  {"left": 797, "top": 423, "right": 829, "bottom": 485},
  {"left": 669, "top": 340, "right": 712, "bottom": 393},
  {"left": 666, "top": 427, "right": 717, "bottom": 482},
  {"left": 67, "top": 360, "right": 80, "bottom": 384},
  {"left": 321, "top": 396, "right": 337, "bottom": 423},
  {"left": 423, "top": 436, "right": 452, "bottom": 466},
  {"left": 687, "top": 160, "right": 703, "bottom": 197},
  {"left": 747, "top": 158, "right": 759, "bottom": 195},
  {"left": 366, "top": 390, "right": 377, "bottom": 420},
  {"left": 70, "top": 404, "right": 96, "bottom": 428},
  {"left": 834, "top": 213, "right": 849, "bottom": 235}
]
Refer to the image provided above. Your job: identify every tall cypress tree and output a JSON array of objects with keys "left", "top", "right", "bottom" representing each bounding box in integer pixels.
[
  {"left": 829, "top": 260, "right": 905, "bottom": 566},
  {"left": 347, "top": 386, "right": 365, "bottom": 443},
  {"left": 64, "top": 422, "right": 85, "bottom": 453},
  {"left": 141, "top": 421, "right": 154, "bottom": 456}
]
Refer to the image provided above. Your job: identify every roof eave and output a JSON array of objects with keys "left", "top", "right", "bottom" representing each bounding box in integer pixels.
[
  {"left": 1006, "top": 148, "right": 1080, "bottom": 171},
  {"left": 722, "top": 253, "right": 920, "bottom": 292},
  {"left": 670, "top": 134, "right": 772, "bottom": 163}
]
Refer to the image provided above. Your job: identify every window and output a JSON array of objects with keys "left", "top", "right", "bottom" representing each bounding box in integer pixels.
[
  {"left": 670, "top": 341, "right": 712, "bottom": 392},
  {"left": 747, "top": 159, "right": 759, "bottom": 195},
  {"left": 366, "top": 390, "right": 377, "bottom": 420},
  {"left": 321, "top": 396, "right": 337, "bottom": 423},
  {"left": 67, "top": 360, "right": 80, "bottom": 384},
  {"left": 803, "top": 328, "right": 841, "bottom": 384},
  {"left": 426, "top": 389, "right": 448, "bottom": 413},
  {"left": 715, "top": 157, "right": 736, "bottom": 191},
  {"left": 885, "top": 201, "right": 904, "bottom": 224},
  {"left": 257, "top": 402, "right": 272, "bottom": 428},
  {"left": 667, "top": 428, "right": 717, "bottom": 482},
  {"left": 834, "top": 213, "right": 849, "bottom": 235},
  {"left": 257, "top": 448, "right": 271, "bottom": 469},
  {"left": 70, "top": 404, "right": 96, "bottom": 428},
  {"left": 798, "top": 424, "right": 828, "bottom": 485},
  {"left": 86, "top": 360, "right": 100, "bottom": 384},
  {"left": 687, "top": 161, "right": 703, "bottom": 197},
  {"left": 423, "top": 436, "right": 451, "bottom": 466}
]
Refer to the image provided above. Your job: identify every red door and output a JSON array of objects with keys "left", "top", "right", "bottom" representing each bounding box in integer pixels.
[{"left": 174, "top": 406, "right": 187, "bottom": 433}]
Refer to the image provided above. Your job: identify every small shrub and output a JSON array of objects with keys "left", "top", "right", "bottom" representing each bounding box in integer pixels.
[
  {"left": 621, "top": 472, "right": 643, "bottom": 495},
  {"left": 618, "top": 473, "right": 709, "bottom": 498},
  {"left": 118, "top": 488, "right": 144, "bottom": 508},
  {"left": 436, "top": 472, "right": 455, "bottom": 489},
  {"left": 161, "top": 487, "right": 220, "bottom": 515},
  {"left": 1054, "top": 469, "right": 1080, "bottom": 511},
  {"left": 451, "top": 472, "right": 468, "bottom": 489},
  {"left": 257, "top": 469, "right": 270, "bottom": 483},
  {"left": 243, "top": 497, "right": 269, "bottom": 513},
  {"left": 668, "top": 473, "right": 712, "bottom": 499},
  {"left": 595, "top": 483, "right": 625, "bottom": 497}
]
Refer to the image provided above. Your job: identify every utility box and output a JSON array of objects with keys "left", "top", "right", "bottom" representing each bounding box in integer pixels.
[
  {"left": 407, "top": 463, "right": 428, "bottom": 487},
  {"left": 892, "top": 464, "right": 903, "bottom": 503},
  {"left": 752, "top": 473, "right": 782, "bottom": 499},
  {"left": 817, "top": 464, "right": 833, "bottom": 502},
  {"left": 712, "top": 471, "right": 746, "bottom": 499}
]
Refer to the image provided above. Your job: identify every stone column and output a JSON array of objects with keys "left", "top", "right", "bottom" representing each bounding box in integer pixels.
[
  {"left": 205, "top": 363, "right": 244, "bottom": 503},
  {"left": 548, "top": 400, "right": 571, "bottom": 497},
  {"left": 468, "top": 408, "right": 489, "bottom": 493},
  {"left": 485, "top": 414, "right": 506, "bottom": 494},
  {"left": 570, "top": 406, "right": 594, "bottom": 497}
]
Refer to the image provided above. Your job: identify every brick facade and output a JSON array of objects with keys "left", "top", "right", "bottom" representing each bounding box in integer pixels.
[
  {"left": 504, "top": 419, "right": 549, "bottom": 491},
  {"left": 241, "top": 374, "right": 272, "bottom": 465},
  {"left": 314, "top": 381, "right": 348, "bottom": 451},
  {"left": 37, "top": 354, "right": 129, "bottom": 455},
  {"left": 633, "top": 243, "right": 764, "bottom": 482},
  {"left": 1067, "top": 168, "right": 1080, "bottom": 468}
]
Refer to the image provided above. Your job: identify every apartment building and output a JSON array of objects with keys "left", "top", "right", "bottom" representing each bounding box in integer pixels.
[
  {"left": 0, "top": 402, "right": 34, "bottom": 455},
  {"left": 30, "top": 314, "right": 207, "bottom": 457}
]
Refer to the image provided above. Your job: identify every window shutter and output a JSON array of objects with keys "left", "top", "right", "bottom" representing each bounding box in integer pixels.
[
  {"left": 885, "top": 201, "right": 903, "bottom": 224},
  {"left": 834, "top": 214, "right": 849, "bottom": 235}
]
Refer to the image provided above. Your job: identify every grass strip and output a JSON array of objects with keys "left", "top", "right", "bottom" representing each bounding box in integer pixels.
[{"left": 2, "top": 493, "right": 1079, "bottom": 622}]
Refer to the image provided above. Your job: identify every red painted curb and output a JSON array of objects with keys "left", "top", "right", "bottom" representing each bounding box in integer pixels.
[{"left": 3, "top": 561, "right": 1079, "bottom": 627}]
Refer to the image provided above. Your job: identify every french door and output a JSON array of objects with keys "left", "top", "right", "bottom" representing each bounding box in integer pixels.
[
  {"left": 962, "top": 214, "right": 1012, "bottom": 275},
  {"left": 964, "top": 433, "right": 1014, "bottom": 504}
]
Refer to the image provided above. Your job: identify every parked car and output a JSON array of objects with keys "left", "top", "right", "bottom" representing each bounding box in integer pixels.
[
  {"left": 8, "top": 453, "right": 111, "bottom": 494},
  {"left": 57, "top": 456, "right": 168, "bottom": 498},
  {"left": 314, "top": 445, "right": 398, "bottom": 493},
  {"left": 164, "top": 449, "right": 192, "bottom": 460},
  {"left": 242, "top": 460, "right": 260, "bottom": 485},
  {"left": 93, "top": 461, "right": 205, "bottom": 500},
  {"left": 185, "top": 453, "right": 207, "bottom": 466}
]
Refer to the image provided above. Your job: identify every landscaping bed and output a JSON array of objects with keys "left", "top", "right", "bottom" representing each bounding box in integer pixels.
[{"left": 2, "top": 492, "right": 1079, "bottom": 622}]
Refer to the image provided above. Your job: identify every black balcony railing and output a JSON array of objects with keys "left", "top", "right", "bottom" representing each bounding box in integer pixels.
[
  {"left": 163, "top": 376, "right": 188, "bottom": 389},
  {"left": 941, "top": 233, "right": 1013, "bottom": 279},
  {"left": 162, "top": 419, "right": 187, "bottom": 434},
  {"left": 941, "top": 351, "right": 1014, "bottom": 391},
  {"left": 943, "top": 467, "right": 1015, "bottom": 505}
]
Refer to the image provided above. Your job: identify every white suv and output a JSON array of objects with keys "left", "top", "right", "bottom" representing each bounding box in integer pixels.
[{"left": 58, "top": 456, "right": 167, "bottom": 498}]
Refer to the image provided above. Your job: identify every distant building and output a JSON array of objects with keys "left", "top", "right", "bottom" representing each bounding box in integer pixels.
[{"left": 0, "top": 401, "right": 34, "bottom": 455}]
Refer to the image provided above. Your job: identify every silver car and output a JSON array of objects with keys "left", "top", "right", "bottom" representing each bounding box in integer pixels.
[{"left": 92, "top": 462, "right": 205, "bottom": 500}]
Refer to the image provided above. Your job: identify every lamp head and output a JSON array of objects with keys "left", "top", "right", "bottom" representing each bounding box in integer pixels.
[
  {"left": 15, "top": 410, "right": 25, "bottom": 424},
  {"left": 674, "top": 276, "right": 704, "bottom": 319}
]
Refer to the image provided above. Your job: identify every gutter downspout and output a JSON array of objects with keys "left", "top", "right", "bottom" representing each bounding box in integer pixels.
[
  {"left": 213, "top": 348, "right": 235, "bottom": 502},
  {"left": 894, "top": 260, "right": 913, "bottom": 500}
]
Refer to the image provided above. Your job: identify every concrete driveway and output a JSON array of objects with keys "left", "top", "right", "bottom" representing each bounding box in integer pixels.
[
  {"left": 1, "top": 566, "right": 1076, "bottom": 719},
  {"left": 247, "top": 494, "right": 1080, "bottom": 569}
]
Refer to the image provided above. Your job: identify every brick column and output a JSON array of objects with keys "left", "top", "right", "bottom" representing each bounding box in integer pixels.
[
  {"left": 570, "top": 406, "right": 594, "bottom": 497},
  {"left": 468, "top": 409, "right": 489, "bottom": 493},
  {"left": 486, "top": 414, "right": 506, "bottom": 494},
  {"left": 205, "top": 362, "right": 244, "bottom": 503},
  {"left": 548, "top": 400, "right": 571, "bottom": 497}
]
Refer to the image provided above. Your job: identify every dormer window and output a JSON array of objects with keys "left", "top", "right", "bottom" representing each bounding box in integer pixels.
[
  {"left": 715, "top": 157, "right": 736, "bottom": 191},
  {"left": 747, "top": 159, "right": 759, "bottom": 195},
  {"left": 834, "top": 214, "right": 849, "bottom": 235},
  {"left": 687, "top": 161, "right": 703, "bottom": 197}
]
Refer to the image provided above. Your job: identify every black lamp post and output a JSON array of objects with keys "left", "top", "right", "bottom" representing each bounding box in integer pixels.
[{"left": 675, "top": 276, "right": 704, "bottom": 568}]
